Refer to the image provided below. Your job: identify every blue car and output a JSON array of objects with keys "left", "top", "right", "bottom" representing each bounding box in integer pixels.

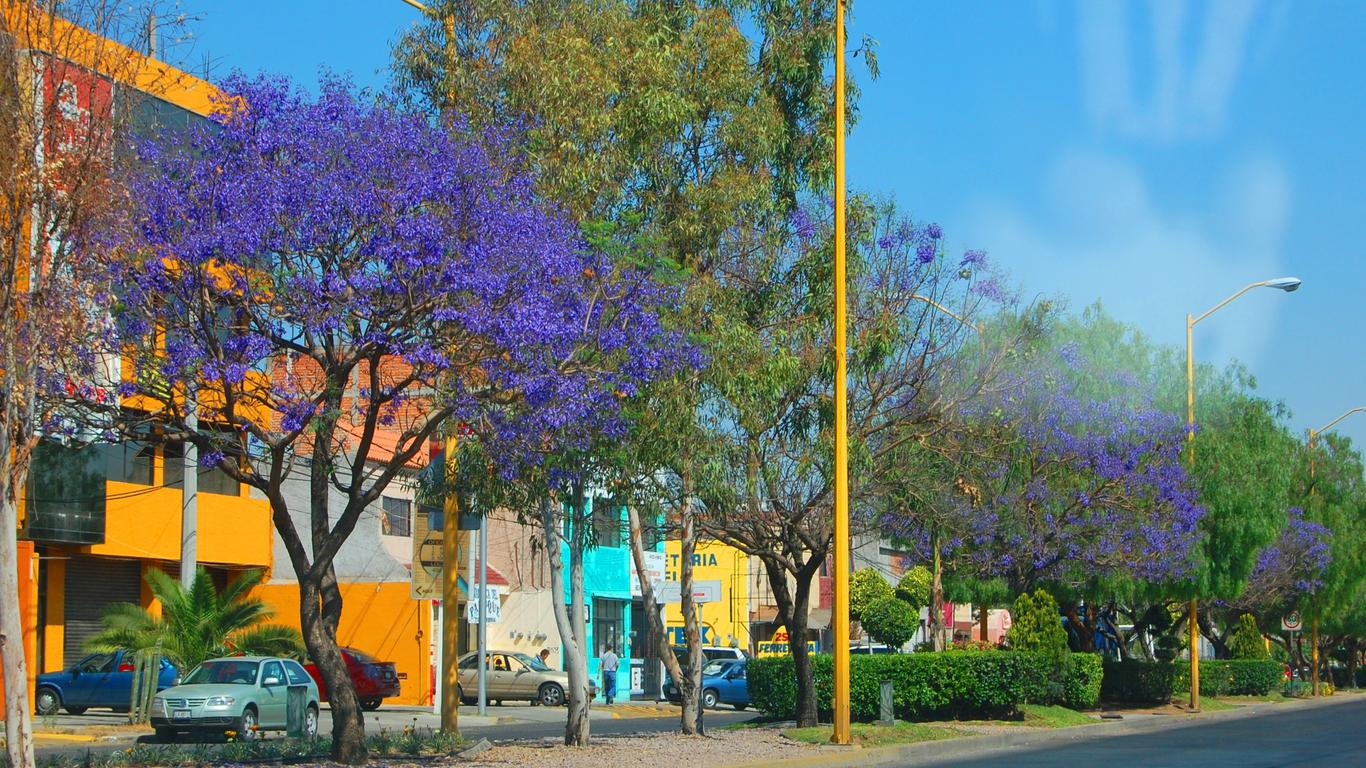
[
  {"left": 36, "top": 650, "right": 178, "bottom": 715},
  {"left": 664, "top": 658, "right": 749, "bottom": 710}
]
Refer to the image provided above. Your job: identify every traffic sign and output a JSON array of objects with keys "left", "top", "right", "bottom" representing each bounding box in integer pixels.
[
  {"left": 657, "top": 579, "right": 721, "bottom": 604},
  {"left": 466, "top": 585, "right": 501, "bottom": 623},
  {"left": 1281, "top": 611, "right": 1302, "bottom": 632}
]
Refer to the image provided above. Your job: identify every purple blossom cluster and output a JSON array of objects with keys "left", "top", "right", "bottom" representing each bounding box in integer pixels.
[
  {"left": 885, "top": 345, "right": 1206, "bottom": 592},
  {"left": 95, "top": 73, "right": 691, "bottom": 475},
  {"left": 1249, "top": 507, "right": 1332, "bottom": 597}
]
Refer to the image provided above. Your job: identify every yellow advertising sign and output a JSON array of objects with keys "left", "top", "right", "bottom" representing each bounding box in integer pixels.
[{"left": 756, "top": 629, "right": 819, "bottom": 657}]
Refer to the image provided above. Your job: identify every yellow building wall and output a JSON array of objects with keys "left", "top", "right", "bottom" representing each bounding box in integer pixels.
[
  {"left": 255, "top": 582, "right": 432, "bottom": 706},
  {"left": 90, "top": 477, "right": 271, "bottom": 568},
  {"left": 664, "top": 541, "right": 750, "bottom": 649}
]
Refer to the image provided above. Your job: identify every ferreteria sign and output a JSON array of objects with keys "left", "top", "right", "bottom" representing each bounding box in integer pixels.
[{"left": 756, "top": 628, "right": 820, "bottom": 657}]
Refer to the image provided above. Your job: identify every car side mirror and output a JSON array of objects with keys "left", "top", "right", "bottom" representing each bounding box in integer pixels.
[{"left": 263, "top": 676, "right": 282, "bottom": 687}]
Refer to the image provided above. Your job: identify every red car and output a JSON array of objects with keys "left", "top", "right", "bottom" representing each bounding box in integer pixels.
[{"left": 305, "top": 648, "right": 401, "bottom": 711}]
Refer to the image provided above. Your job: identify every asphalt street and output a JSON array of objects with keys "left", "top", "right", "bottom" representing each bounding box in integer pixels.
[{"left": 906, "top": 697, "right": 1366, "bottom": 768}]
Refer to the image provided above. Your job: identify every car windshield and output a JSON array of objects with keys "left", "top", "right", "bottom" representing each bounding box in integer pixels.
[
  {"left": 514, "top": 652, "right": 549, "bottom": 672},
  {"left": 182, "top": 660, "right": 259, "bottom": 686},
  {"left": 702, "top": 660, "right": 731, "bottom": 676}
]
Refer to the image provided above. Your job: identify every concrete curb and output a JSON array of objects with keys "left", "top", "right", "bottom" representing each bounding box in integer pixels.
[{"left": 732, "top": 695, "right": 1362, "bottom": 768}]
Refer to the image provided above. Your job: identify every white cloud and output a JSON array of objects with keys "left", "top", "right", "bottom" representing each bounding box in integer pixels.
[
  {"left": 1077, "top": 0, "right": 1260, "bottom": 141},
  {"left": 967, "top": 150, "right": 1294, "bottom": 368}
]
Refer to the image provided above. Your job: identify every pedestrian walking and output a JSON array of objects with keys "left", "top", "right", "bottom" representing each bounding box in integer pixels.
[{"left": 600, "top": 643, "right": 619, "bottom": 705}]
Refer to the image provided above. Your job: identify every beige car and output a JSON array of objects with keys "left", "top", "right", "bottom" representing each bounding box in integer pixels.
[{"left": 456, "top": 651, "right": 595, "bottom": 707}]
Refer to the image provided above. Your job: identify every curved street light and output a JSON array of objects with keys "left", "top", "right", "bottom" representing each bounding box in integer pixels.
[{"left": 1184, "top": 276, "right": 1301, "bottom": 712}]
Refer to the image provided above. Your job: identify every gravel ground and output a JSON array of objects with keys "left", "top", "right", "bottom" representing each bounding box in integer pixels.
[{"left": 462, "top": 729, "right": 811, "bottom": 768}]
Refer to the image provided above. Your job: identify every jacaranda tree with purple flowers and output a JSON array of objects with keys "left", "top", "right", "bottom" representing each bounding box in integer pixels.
[
  {"left": 88, "top": 73, "right": 684, "bottom": 763},
  {"left": 884, "top": 333, "right": 1206, "bottom": 652}
]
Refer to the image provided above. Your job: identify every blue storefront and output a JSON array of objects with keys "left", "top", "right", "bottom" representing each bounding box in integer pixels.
[{"left": 561, "top": 495, "right": 635, "bottom": 701}]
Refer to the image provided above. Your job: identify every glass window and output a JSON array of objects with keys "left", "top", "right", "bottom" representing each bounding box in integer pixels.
[
  {"left": 514, "top": 652, "right": 547, "bottom": 672},
  {"left": 381, "top": 497, "right": 411, "bottom": 537},
  {"left": 78, "top": 654, "right": 113, "bottom": 673},
  {"left": 592, "top": 497, "right": 622, "bottom": 548},
  {"left": 184, "top": 660, "right": 258, "bottom": 685},
  {"left": 284, "top": 661, "right": 311, "bottom": 686},
  {"left": 164, "top": 439, "right": 239, "bottom": 496},
  {"left": 593, "top": 598, "right": 624, "bottom": 657},
  {"left": 261, "top": 661, "right": 284, "bottom": 685},
  {"left": 105, "top": 442, "right": 153, "bottom": 485},
  {"left": 458, "top": 654, "right": 479, "bottom": 670},
  {"left": 701, "top": 660, "right": 729, "bottom": 676}
]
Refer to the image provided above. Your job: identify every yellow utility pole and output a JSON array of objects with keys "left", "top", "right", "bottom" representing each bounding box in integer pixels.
[
  {"left": 397, "top": 0, "right": 461, "bottom": 733},
  {"left": 1305, "top": 407, "right": 1364, "bottom": 697},
  {"left": 441, "top": 432, "right": 460, "bottom": 733},
  {"left": 1183, "top": 276, "right": 1300, "bottom": 712},
  {"left": 831, "top": 0, "right": 850, "bottom": 746}
]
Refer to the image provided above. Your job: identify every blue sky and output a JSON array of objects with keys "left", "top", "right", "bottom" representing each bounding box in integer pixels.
[{"left": 175, "top": 0, "right": 1366, "bottom": 448}]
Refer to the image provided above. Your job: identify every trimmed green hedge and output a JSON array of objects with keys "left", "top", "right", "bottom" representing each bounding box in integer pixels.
[
  {"left": 1101, "top": 660, "right": 1176, "bottom": 703},
  {"left": 1173, "top": 659, "right": 1282, "bottom": 696},
  {"left": 748, "top": 652, "right": 1042, "bottom": 722},
  {"left": 1062, "top": 653, "right": 1104, "bottom": 709}
]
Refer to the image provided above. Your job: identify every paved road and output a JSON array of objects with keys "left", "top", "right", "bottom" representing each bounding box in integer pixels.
[{"left": 909, "top": 697, "right": 1366, "bottom": 768}]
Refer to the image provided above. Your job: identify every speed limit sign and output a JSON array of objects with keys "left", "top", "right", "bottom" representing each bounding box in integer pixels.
[{"left": 1281, "top": 611, "right": 1302, "bottom": 632}]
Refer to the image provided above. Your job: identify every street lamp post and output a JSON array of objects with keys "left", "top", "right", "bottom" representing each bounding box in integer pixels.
[
  {"left": 1184, "top": 276, "right": 1301, "bottom": 712},
  {"left": 1305, "top": 406, "right": 1364, "bottom": 697}
]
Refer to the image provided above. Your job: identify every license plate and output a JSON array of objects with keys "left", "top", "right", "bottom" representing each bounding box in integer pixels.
[{"left": 172, "top": 710, "right": 192, "bottom": 721}]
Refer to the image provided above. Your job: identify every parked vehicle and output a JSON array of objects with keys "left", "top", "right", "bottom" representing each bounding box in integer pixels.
[
  {"left": 850, "top": 644, "right": 895, "bottom": 654},
  {"left": 662, "top": 646, "right": 750, "bottom": 706},
  {"left": 455, "top": 651, "right": 595, "bottom": 707},
  {"left": 663, "top": 659, "right": 749, "bottom": 709},
  {"left": 36, "top": 650, "right": 178, "bottom": 716},
  {"left": 304, "top": 647, "right": 400, "bottom": 711},
  {"left": 150, "top": 656, "right": 320, "bottom": 742}
]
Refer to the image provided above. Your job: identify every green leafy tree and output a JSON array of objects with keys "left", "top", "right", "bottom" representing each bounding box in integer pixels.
[
  {"left": 86, "top": 567, "right": 303, "bottom": 672},
  {"left": 1228, "top": 614, "right": 1270, "bottom": 660},
  {"left": 895, "top": 566, "right": 932, "bottom": 610},
  {"left": 850, "top": 568, "right": 893, "bottom": 623},
  {"left": 1007, "top": 590, "right": 1068, "bottom": 656},
  {"left": 860, "top": 596, "right": 918, "bottom": 651}
]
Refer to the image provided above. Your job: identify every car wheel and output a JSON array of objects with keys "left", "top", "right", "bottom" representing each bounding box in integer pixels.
[
  {"left": 539, "top": 683, "right": 565, "bottom": 707},
  {"left": 457, "top": 686, "right": 475, "bottom": 705},
  {"left": 702, "top": 689, "right": 719, "bottom": 709},
  {"left": 359, "top": 697, "right": 382, "bottom": 711},
  {"left": 65, "top": 707, "right": 87, "bottom": 715},
  {"left": 34, "top": 688, "right": 60, "bottom": 717},
  {"left": 305, "top": 705, "right": 319, "bottom": 737},
  {"left": 236, "top": 706, "right": 260, "bottom": 740},
  {"left": 154, "top": 727, "right": 176, "bottom": 743}
]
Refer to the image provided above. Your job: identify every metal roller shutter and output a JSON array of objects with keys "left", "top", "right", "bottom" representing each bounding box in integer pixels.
[{"left": 63, "top": 556, "right": 142, "bottom": 664}]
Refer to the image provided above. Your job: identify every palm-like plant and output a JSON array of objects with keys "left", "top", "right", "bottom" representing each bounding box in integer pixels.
[{"left": 87, "top": 567, "right": 304, "bottom": 671}]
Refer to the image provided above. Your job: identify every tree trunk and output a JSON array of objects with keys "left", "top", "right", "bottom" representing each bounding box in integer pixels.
[
  {"left": 678, "top": 506, "right": 703, "bottom": 735},
  {"left": 1063, "top": 604, "right": 1097, "bottom": 653},
  {"left": 1196, "top": 609, "right": 1228, "bottom": 660},
  {"left": 1345, "top": 637, "right": 1359, "bottom": 690},
  {"left": 543, "top": 490, "right": 591, "bottom": 746},
  {"left": 625, "top": 499, "right": 697, "bottom": 734},
  {"left": 929, "top": 529, "right": 945, "bottom": 651},
  {"left": 301, "top": 579, "right": 366, "bottom": 763},
  {"left": 788, "top": 577, "right": 816, "bottom": 727},
  {"left": 1, "top": 491, "right": 36, "bottom": 768}
]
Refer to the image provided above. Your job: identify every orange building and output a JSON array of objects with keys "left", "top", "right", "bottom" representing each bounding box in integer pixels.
[{"left": 4, "top": 3, "right": 270, "bottom": 696}]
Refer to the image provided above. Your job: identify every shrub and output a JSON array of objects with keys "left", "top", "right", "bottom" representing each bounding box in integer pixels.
[
  {"left": 896, "top": 566, "right": 932, "bottom": 609},
  {"left": 1007, "top": 591, "right": 1068, "bottom": 656},
  {"left": 862, "top": 595, "right": 918, "bottom": 650},
  {"left": 1062, "top": 653, "right": 1104, "bottom": 710},
  {"left": 1228, "top": 615, "right": 1270, "bottom": 660},
  {"left": 945, "top": 639, "right": 997, "bottom": 652},
  {"left": 1283, "top": 680, "right": 1311, "bottom": 698},
  {"left": 1172, "top": 660, "right": 1282, "bottom": 696},
  {"left": 1153, "top": 634, "right": 1182, "bottom": 662},
  {"left": 748, "top": 652, "right": 1042, "bottom": 722},
  {"left": 850, "top": 568, "right": 894, "bottom": 623},
  {"left": 1101, "top": 660, "right": 1176, "bottom": 703}
]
